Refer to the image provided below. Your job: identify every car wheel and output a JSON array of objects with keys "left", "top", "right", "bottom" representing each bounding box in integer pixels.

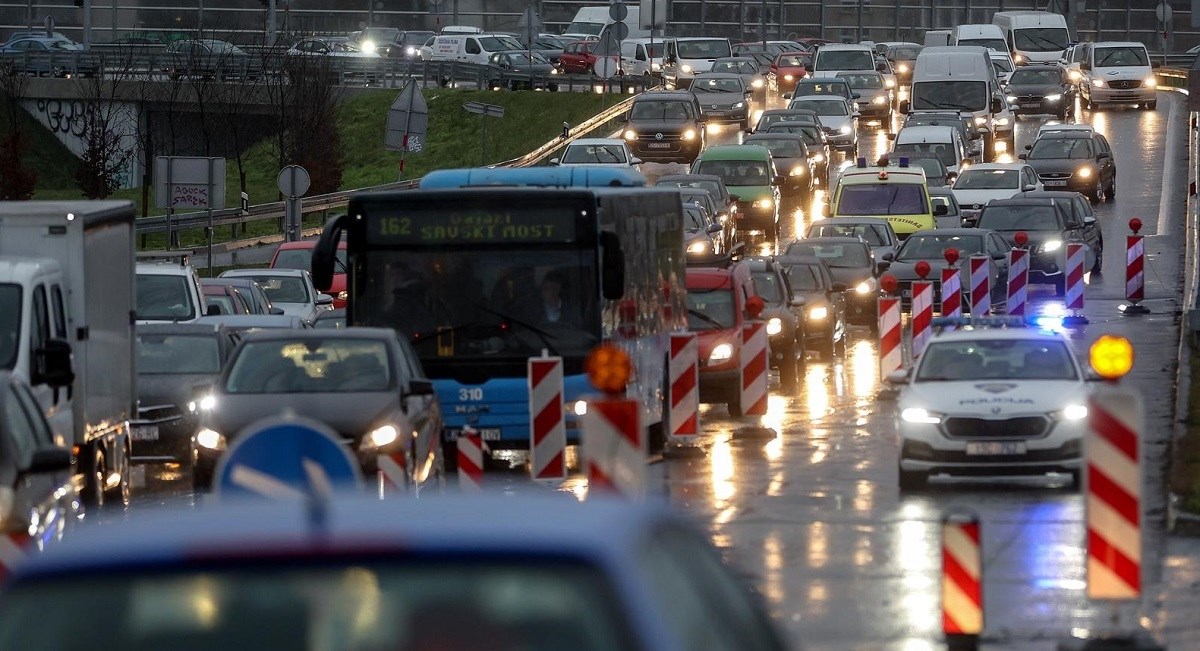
[
  {"left": 1108, "top": 177, "right": 1116, "bottom": 199},
  {"left": 817, "top": 334, "right": 835, "bottom": 360},
  {"left": 898, "top": 466, "right": 926, "bottom": 491},
  {"left": 1069, "top": 469, "right": 1083, "bottom": 490},
  {"left": 1091, "top": 177, "right": 1106, "bottom": 203},
  {"left": 1054, "top": 276, "right": 1066, "bottom": 297},
  {"left": 1092, "top": 240, "right": 1104, "bottom": 273},
  {"left": 779, "top": 342, "right": 799, "bottom": 390},
  {"left": 1144, "top": 101, "right": 1157, "bottom": 111}
]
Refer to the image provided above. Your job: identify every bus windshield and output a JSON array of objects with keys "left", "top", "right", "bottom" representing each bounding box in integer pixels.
[{"left": 356, "top": 249, "right": 600, "bottom": 359}]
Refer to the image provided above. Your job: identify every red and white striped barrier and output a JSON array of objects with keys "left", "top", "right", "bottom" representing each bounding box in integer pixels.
[
  {"left": 668, "top": 333, "right": 700, "bottom": 444},
  {"left": 1086, "top": 386, "right": 1143, "bottom": 600},
  {"left": 878, "top": 296, "right": 902, "bottom": 379},
  {"left": 1065, "top": 242, "right": 1086, "bottom": 312},
  {"left": 942, "top": 514, "right": 983, "bottom": 645},
  {"left": 456, "top": 427, "right": 484, "bottom": 491},
  {"left": 941, "top": 267, "right": 962, "bottom": 318},
  {"left": 1007, "top": 248, "right": 1029, "bottom": 316},
  {"left": 582, "top": 398, "right": 646, "bottom": 499},
  {"left": 377, "top": 452, "right": 408, "bottom": 496},
  {"left": 740, "top": 321, "right": 769, "bottom": 416},
  {"left": 528, "top": 356, "right": 566, "bottom": 483},
  {"left": 0, "top": 531, "right": 29, "bottom": 581},
  {"left": 968, "top": 255, "right": 990, "bottom": 317},
  {"left": 1124, "top": 218, "right": 1148, "bottom": 314},
  {"left": 911, "top": 280, "right": 934, "bottom": 359}
]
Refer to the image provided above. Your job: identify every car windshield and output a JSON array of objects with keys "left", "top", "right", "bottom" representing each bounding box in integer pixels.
[
  {"left": 695, "top": 159, "right": 771, "bottom": 186},
  {"left": 137, "top": 274, "right": 196, "bottom": 321},
  {"left": 274, "top": 248, "right": 347, "bottom": 273},
  {"left": 480, "top": 36, "right": 522, "bottom": 51},
  {"left": 565, "top": 20, "right": 604, "bottom": 35},
  {"left": 892, "top": 142, "right": 957, "bottom": 168},
  {"left": 977, "top": 206, "right": 1061, "bottom": 231},
  {"left": 992, "top": 57, "right": 1014, "bottom": 74},
  {"left": 910, "top": 158, "right": 947, "bottom": 179},
  {"left": 206, "top": 295, "right": 240, "bottom": 315},
  {"left": 804, "top": 223, "right": 888, "bottom": 246},
  {"left": 505, "top": 52, "right": 548, "bottom": 63},
  {"left": 137, "top": 334, "right": 221, "bottom": 374},
  {"left": 1094, "top": 46, "right": 1149, "bottom": 67},
  {"left": 751, "top": 272, "right": 784, "bottom": 303},
  {"left": 954, "top": 169, "right": 1020, "bottom": 190},
  {"left": 911, "top": 81, "right": 987, "bottom": 111},
  {"left": 631, "top": 100, "right": 694, "bottom": 120},
  {"left": 1010, "top": 68, "right": 1062, "bottom": 84},
  {"left": 783, "top": 264, "right": 822, "bottom": 291},
  {"left": 683, "top": 207, "right": 707, "bottom": 230},
  {"left": 0, "top": 560, "right": 634, "bottom": 650},
  {"left": 686, "top": 288, "right": 734, "bottom": 330},
  {"left": 814, "top": 49, "right": 873, "bottom": 70},
  {"left": 890, "top": 46, "right": 921, "bottom": 59},
  {"left": 1028, "top": 138, "right": 1094, "bottom": 160},
  {"left": 237, "top": 275, "right": 310, "bottom": 304},
  {"left": 362, "top": 27, "right": 400, "bottom": 42},
  {"left": 0, "top": 284, "right": 19, "bottom": 370},
  {"left": 692, "top": 76, "right": 743, "bottom": 93},
  {"left": 896, "top": 234, "right": 983, "bottom": 260},
  {"left": 747, "top": 138, "right": 803, "bottom": 158},
  {"left": 785, "top": 242, "right": 869, "bottom": 268},
  {"left": 759, "top": 113, "right": 817, "bottom": 128},
  {"left": 777, "top": 54, "right": 809, "bottom": 67},
  {"left": 793, "top": 99, "right": 847, "bottom": 116},
  {"left": 1013, "top": 27, "right": 1070, "bottom": 52},
  {"left": 916, "top": 338, "right": 1078, "bottom": 381},
  {"left": 837, "top": 184, "right": 929, "bottom": 215},
  {"left": 562, "top": 144, "right": 627, "bottom": 164},
  {"left": 676, "top": 39, "right": 732, "bottom": 59},
  {"left": 795, "top": 82, "right": 849, "bottom": 97},
  {"left": 401, "top": 32, "right": 433, "bottom": 45},
  {"left": 838, "top": 73, "right": 883, "bottom": 89},
  {"left": 959, "top": 37, "right": 1008, "bottom": 52},
  {"left": 712, "top": 60, "right": 754, "bottom": 74},
  {"left": 225, "top": 338, "right": 391, "bottom": 393}
]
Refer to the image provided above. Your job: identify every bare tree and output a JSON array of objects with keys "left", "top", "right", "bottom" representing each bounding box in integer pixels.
[
  {"left": 261, "top": 42, "right": 346, "bottom": 196},
  {"left": 73, "top": 49, "right": 137, "bottom": 199},
  {"left": 0, "top": 61, "right": 37, "bottom": 200}
]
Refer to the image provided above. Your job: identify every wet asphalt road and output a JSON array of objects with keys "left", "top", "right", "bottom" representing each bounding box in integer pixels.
[{"left": 130, "top": 91, "right": 1194, "bottom": 649}]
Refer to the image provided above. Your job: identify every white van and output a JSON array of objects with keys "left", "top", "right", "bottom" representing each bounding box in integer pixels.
[
  {"left": 950, "top": 24, "right": 1007, "bottom": 52},
  {"left": 425, "top": 33, "right": 522, "bottom": 65},
  {"left": 563, "top": 5, "right": 648, "bottom": 41},
  {"left": 993, "top": 11, "right": 1071, "bottom": 65},
  {"left": 441, "top": 25, "right": 483, "bottom": 35},
  {"left": 661, "top": 37, "right": 732, "bottom": 89},
  {"left": 1077, "top": 41, "right": 1156, "bottom": 110},
  {"left": 620, "top": 38, "right": 662, "bottom": 76},
  {"left": 908, "top": 46, "right": 1012, "bottom": 159},
  {"left": 811, "top": 43, "right": 875, "bottom": 77},
  {"left": 989, "top": 50, "right": 1015, "bottom": 84},
  {"left": 924, "top": 30, "right": 951, "bottom": 47}
]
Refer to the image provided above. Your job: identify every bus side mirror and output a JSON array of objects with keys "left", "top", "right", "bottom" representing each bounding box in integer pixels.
[
  {"left": 600, "top": 231, "right": 625, "bottom": 300},
  {"left": 311, "top": 214, "right": 347, "bottom": 292}
]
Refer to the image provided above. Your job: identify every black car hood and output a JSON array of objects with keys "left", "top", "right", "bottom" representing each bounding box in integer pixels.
[
  {"left": 825, "top": 265, "right": 872, "bottom": 286},
  {"left": 1006, "top": 82, "right": 1063, "bottom": 95},
  {"left": 792, "top": 289, "right": 831, "bottom": 306},
  {"left": 207, "top": 391, "right": 398, "bottom": 440},
  {"left": 138, "top": 373, "right": 221, "bottom": 410},
  {"left": 628, "top": 119, "right": 694, "bottom": 132},
  {"left": 695, "top": 91, "right": 745, "bottom": 108},
  {"left": 1025, "top": 158, "right": 1085, "bottom": 174},
  {"left": 989, "top": 229, "right": 1061, "bottom": 247}
]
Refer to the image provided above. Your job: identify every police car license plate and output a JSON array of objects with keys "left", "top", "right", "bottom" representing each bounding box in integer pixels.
[
  {"left": 1044, "top": 180, "right": 1067, "bottom": 187},
  {"left": 965, "top": 441, "right": 1026, "bottom": 456},
  {"left": 131, "top": 424, "right": 159, "bottom": 441},
  {"left": 443, "top": 428, "right": 501, "bottom": 442}
]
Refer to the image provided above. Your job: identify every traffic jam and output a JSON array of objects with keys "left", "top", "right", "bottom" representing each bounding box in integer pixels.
[{"left": 0, "top": 8, "right": 1190, "bottom": 650}]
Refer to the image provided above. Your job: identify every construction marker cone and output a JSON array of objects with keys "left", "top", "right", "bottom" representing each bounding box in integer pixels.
[
  {"left": 877, "top": 274, "right": 903, "bottom": 400},
  {"left": 942, "top": 512, "right": 983, "bottom": 651},
  {"left": 1007, "top": 231, "right": 1029, "bottom": 317},
  {"left": 911, "top": 261, "right": 933, "bottom": 359},
  {"left": 1122, "top": 217, "right": 1149, "bottom": 315},
  {"left": 376, "top": 451, "right": 409, "bottom": 497},
  {"left": 581, "top": 344, "right": 646, "bottom": 499},
  {"left": 528, "top": 356, "right": 566, "bottom": 484},
  {"left": 456, "top": 426, "right": 484, "bottom": 491},
  {"left": 968, "top": 254, "right": 991, "bottom": 317},
  {"left": 1086, "top": 386, "right": 1142, "bottom": 600},
  {"left": 1063, "top": 242, "right": 1089, "bottom": 326},
  {"left": 734, "top": 297, "right": 776, "bottom": 439},
  {"left": 665, "top": 332, "right": 703, "bottom": 456},
  {"left": 941, "top": 247, "right": 962, "bottom": 319}
]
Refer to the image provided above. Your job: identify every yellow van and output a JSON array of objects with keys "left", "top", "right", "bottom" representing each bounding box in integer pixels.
[{"left": 829, "top": 157, "right": 942, "bottom": 238}]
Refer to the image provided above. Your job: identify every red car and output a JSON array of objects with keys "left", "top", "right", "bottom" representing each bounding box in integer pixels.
[
  {"left": 686, "top": 260, "right": 766, "bottom": 416},
  {"left": 768, "top": 51, "right": 811, "bottom": 95},
  {"left": 269, "top": 240, "right": 348, "bottom": 308},
  {"left": 201, "top": 283, "right": 253, "bottom": 315},
  {"left": 558, "top": 40, "right": 599, "bottom": 75}
]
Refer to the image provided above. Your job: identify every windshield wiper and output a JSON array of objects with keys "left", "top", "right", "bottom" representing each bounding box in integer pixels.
[
  {"left": 474, "top": 304, "right": 560, "bottom": 356},
  {"left": 687, "top": 308, "right": 726, "bottom": 330}
]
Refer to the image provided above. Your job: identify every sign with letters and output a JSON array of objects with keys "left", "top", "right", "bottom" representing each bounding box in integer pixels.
[
  {"left": 154, "top": 156, "right": 225, "bottom": 210},
  {"left": 365, "top": 204, "right": 578, "bottom": 245}
]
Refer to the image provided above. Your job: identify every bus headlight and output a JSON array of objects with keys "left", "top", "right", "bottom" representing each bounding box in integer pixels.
[{"left": 709, "top": 343, "right": 734, "bottom": 361}]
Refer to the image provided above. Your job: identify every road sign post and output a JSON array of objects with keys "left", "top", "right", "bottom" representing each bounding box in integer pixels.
[
  {"left": 463, "top": 101, "right": 505, "bottom": 166},
  {"left": 155, "top": 156, "right": 225, "bottom": 252},
  {"left": 386, "top": 80, "right": 429, "bottom": 177},
  {"left": 278, "top": 165, "right": 310, "bottom": 243},
  {"left": 214, "top": 415, "right": 362, "bottom": 500}
]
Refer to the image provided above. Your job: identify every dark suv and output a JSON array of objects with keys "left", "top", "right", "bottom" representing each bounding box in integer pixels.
[{"left": 621, "top": 91, "right": 706, "bottom": 164}]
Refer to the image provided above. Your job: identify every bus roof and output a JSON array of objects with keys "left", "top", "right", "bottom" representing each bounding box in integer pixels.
[{"left": 419, "top": 166, "right": 646, "bottom": 189}]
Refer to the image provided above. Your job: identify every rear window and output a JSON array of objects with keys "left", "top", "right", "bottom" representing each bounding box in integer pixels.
[
  {"left": 136, "top": 274, "right": 195, "bottom": 321},
  {"left": 977, "top": 206, "right": 1062, "bottom": 231},
  {"left": 836, "top": 184, "right": 929, "bottom": 216},
  {"left": 814, "top": 49, "right": 873, "bottom": 71}
]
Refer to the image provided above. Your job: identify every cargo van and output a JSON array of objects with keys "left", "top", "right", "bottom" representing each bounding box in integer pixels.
[
  {"left": 661, "top": 37, "right": 732, "bottom": 89},
  {"left": 907, "top": 46, "right": 1012, "bottom": 159},
  {"left": 426, "top": 33, "right": 522, "bottom": 65},
  {"left": 563, "top": 5, "right": 648, "bottom": 41},
  {"left": 830, "top": 158, "right": 941, "bottom": 239},
  {"left": 810, "top": 43, "right": 875, "bottom": 77},
  {"left": 1076, "top": 41, "right": 1157, "bottom": 111},
  {"left": 924, "top": 30, "right": 951, "bottom": 47},
  {"left": 993, "top": 11, "right": 1071, "bottom": 65},
  {"left": 620, "top": 38, "right": 662, "bottom": 76},
  {"left": 950, "top": 24, "right": 1007, "bottom": 52}
]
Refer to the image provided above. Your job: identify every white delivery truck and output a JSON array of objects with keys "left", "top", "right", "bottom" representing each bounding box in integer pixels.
[
  {"left": 993, "top": 11, "right": 1071, "bottom": 65},
  {"left": 907, "top": 46, "right": 1013, "bottom": 160},
  {"left": 563, "top": 6, "right": 649, "bottom": 41},
  {"left": 924, "top": 30, "right": 951, "bottom": 47},
  {"left": 0, "top": 201, "right": 135, "bottom": 506}
]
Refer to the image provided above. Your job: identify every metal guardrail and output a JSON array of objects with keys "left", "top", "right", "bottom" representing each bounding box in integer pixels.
[{"left": 135, "top": 92, "right": 640, "bottom": 238}]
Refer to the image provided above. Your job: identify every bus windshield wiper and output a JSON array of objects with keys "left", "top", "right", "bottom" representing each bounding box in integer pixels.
[{"left": 474, "top": 304, "right": 561, "bottom": 356}]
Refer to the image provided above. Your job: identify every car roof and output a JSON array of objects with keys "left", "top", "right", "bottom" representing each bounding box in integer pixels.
[
  {"left": 797, "top": 77, "right": 849, "bottom": 85},
  {"left": 221, "top": 268, "right": 308, "bottom": 278},
  {"left": 792, "top": 94, "right": 848, "bottom": 102},
  {"left": 567, "top": 137, "right": 625, "bottom": 146},
  {"left": 193, "top": 315, "right": 306, "bottom": 328},
  {"left": 697, "top": 144, "right": 772, "bottom": 160},
  {"left": 693, "top": 72, "right": 743, "bottom": 80},
  {"left": 656, "top": 173, "right": 723, "bottom": 184},
  {"left": 1034, "top": 131, "right": 1094, "bottom": 140},
  {"left": 984, "top": 197, "right": 1059, "bottom": 208},
  {"left": 8, "top": 495, "right": 686, "bottom": 581},
  {"left": 745, "top": 132, "right": 803, "bottom": 140},
  {"left": 1024, "top": 190, "right": 1087, "bottom": 200},
  {"left": 634, "top": 90, "right": 696, "bottom": 101},
  {"left": 896, "top": 125, "right": 956, "bottom": 140},
  {"left": 907, "top": 228, "right": 984, "bottom": 237},
  {"left": 960, "top": 163, "right": 1027, "bottom": 172},
  {"left": 685, "top": 264, "right": 744, "bottom": 288},
  {"left": 1011, "top": 64, "right": 1061, "bottom": 71},
  {"left": 927, "top": 186, "right": 955, "bottom": 197},
  {"left": 135, "top": 323, "right": 223, "bottom": 336},
  {"left": 237, "top": 326, "right": 395, "bottom": 342}
]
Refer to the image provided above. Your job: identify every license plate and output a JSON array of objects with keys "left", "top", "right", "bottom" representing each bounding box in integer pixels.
[
  {"left": 1020, "top": 103, "right": 1040, "bottom": 108},
  {"left": 646, "top": 142, "right": 672, "bottom": 149},
  {"left": 965, "top": 441, "right": 1026, "bottom": 456},
  {"left": 443, "top": 428, "right": 502, "bottom": 442},
  {"left": 131, "top": 424, "right": 159, "bottom": 441},
  {"left": 1044, "top": 180, "right": 1067, "bottom": 187}
]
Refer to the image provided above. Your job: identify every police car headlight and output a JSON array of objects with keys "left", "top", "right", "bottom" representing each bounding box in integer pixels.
[
  {"left": 709, "top": 343, "right": 734, "bottom": 361},
  {"left": 974, "top": 116, "right": 987, "bottom": 126},
  {"left": 682, "top": 128, "right": 697, "bottom": 140},
  {"left": 687, "top": 240, "right": 710, "bottom": 254},
  {"left": 839, "top": 125, "right": 852, "bottom": 134},
  {"left": 1045, "top": 93, "right": 1063, "bottom": 102},
  {"left": 195, "top": 428, "right": 225, "bottom": 450},
  {"left": 570, "top": 400, "right": 588, "bottom": 416},
  {"left": 1143, "top": 76, "right": 1157, "bottom": 88},
  {"left": 1041, "top": 239, "right": 1063, "bottom": 253},
  {"left": 624, "top": 129, "right": 638, "bottom": 141},
  {"left": 1092, "top": 78, "right": 1107, "bottom": 88},
  {"left": 1076, "top": 166, "right": 1093, "bottom": 179},
  {"left": 784, "top": 74, "right": 794, "bottom": 81},
  {"left": 364, "top": 424, "right": 400, "bottom": 449},
  {"left": 872, "top": 96, "right": 887, "bottom": 105},
  {"left": 752, "top": 78, "right": 764, "bottom": 88},
  {"left": 753, "top": 198, "right": 774, "bottom": 209},
  {"left": 1061, "top": 404, "right": 1088, "bottom": 421},
  {"left": 808, "top": 305, "right": 828, "bottom": 320},
  {"left": 732, "top": 101, "right": 746, "bottom": 109},
  {"left": 900, "top": 408, "right": 943, "bottom": 424},
  {"left": 766, "top": 317, "right": 783, "bottom": 335},
  {"left": 681, "top": 64, "right": 693, "bottom": 74},
  {"left": 855, "top": 279, "right": 875, "bottom": 294}
]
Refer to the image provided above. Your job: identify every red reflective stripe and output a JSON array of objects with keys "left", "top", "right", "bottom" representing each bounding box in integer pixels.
[
  {"left": 742, "top": 350, "right": 767, "bottom": 389},
  {"left": 1088, "top": 465, "right": 1140, "bottom": 527},
  {"left": 671, "top": 335, "right": 691, "bottom": 357},
  {"left": 530, "top": 359, "right": 556, "bottom": 388},
  {"left": 596, "top": 401, "right": 640, "bottom": 446},
  {"left": 959, "top": 521, "right": 980, "bottom": 545},
  {"left": 538, "top": 451, "right": 564, "bottom": 478},
  {"left": 944, "top": 611, "right": 964, "bottom": 635},
  {"left": 533, "top": 398, "right": 562, "bottom": 446},
  {"left": 943, "top": 550, "right": 982, "bottom": 609},
  {"left": 1090, "top": 403, "right": 1139, "bottom": 461},
  {"left": 1088, "top": 526, "right": 1141, "bottom": 591},
  {"left": 671, "top": 362, "right": 697, "bottom": 400},
  {"left": 588, "top": 462, "right": 614, "bottom": 489}
]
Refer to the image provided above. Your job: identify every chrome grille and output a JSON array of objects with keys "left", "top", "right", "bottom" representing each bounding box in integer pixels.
[
  {"left": 1038, "top": 172, "right": 1073, "bottom": 180},
  {"left": 1108, "top": 80, "right": 1141, "bottom": 90},
  {"left": 943, "top": 416, "right": 1050, "bottom": 438}
]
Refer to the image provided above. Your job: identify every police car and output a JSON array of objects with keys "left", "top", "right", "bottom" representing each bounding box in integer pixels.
[{"left": 892, "top": 317, "right": 1089, "bottom": 490}]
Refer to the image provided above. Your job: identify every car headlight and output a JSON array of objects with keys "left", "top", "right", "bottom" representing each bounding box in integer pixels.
[
  {"left": 885, "top": 78, "right": 896, "bottom": 88},
  {"left": 974, "top": 116, "right": 987, "bottom": 126},
  {"left": 709, "top": 343, "right": 734, "bottom": 361},
  {"left": 682, "top": 128, "right": 697, "bottom": 140},
  {"left": 1041, "top": 239, "right": 1063, "bottom": 253},
  {"left": 1143, "top": 76, "right": 1157, "bottom": 88},
  {"left": 808, "top": 305, "right": 828, "bottom": 320},
  {"left": 752, "top": 78, "right": 764, "bottom": 88},
  {"left": 1092, "top": 78, "right": 1106, "bottom": 88},
  {"left": 901, "top": 407, "right": 943, "bottom": 424},
  {"left": 994, "top": 117, "right": 1009, "bottom": 126},
  {"left": 652, "top": 62, "right": 661, "bottom": 71},
  {"left": 872, "top": 95, "right": 887, "bottom": 105},
  {"left": 753, "top": 198, "right": 774, "bottom": 209},
  {"left": 766, "top": 317, "right": 783, "bottom": 335},
  {"left": 187, "top": 394, "right": 216, "bottom": 414},
  {"left": 1061, "top": 404, "right": 1088, "bottom": 420},
  {"left": 196, "top": 428, "right": 225, "bottom": 450},
  {"left": 1045, "top": 93, "right": 1062, "bottom": 102},
  {"left": 789, "top": 165, "right": 806, "bottom": 176},
  {"left": 624, "top": 129, "right": 638, "bottom": 141},
  {"left": 570, "top": 400, "right": 588, "bottom": 416},
  {"left": 1013, "top": 54, "right": 1025, "bottom": 64},
  {"left": 405, "top": 46, "right": 416, "bottom": 56},
  {"left": 898, "top": 63, "right": 910, "bottom": 74},
  {"left": 1006, "top": 95, "right": 1018, "bottom": 103},
  {"left": 362, "top": 424, "right": 400, "bottom": 450},
  {"left": 1076, "top": 166, "right": 1093, "bottom": 178},
  {"left": 994, "top": 140, "right": 1008, "bottom": 152},
  {"left": 784, "top": 74, "right": 794, "bottom": 81},
  {"left": 810, "top": 153, "right": 824, "bottom": 163},
  {"left": 687, "top": 239, "right": 710, "bottom": 254},
  {"left": 855, "top": 279, "right": 874, "bottom": 294},
  {"left": 550, "top": 68, "right": 560, "bottom": 75},
  {"left": 839, "top": 125, "right": 852, "bottom": 134},
  {"left": 1068, "top": 69, "right": 1082, "bottom": 82},
  {"left": 681, "top": 64, "right": 693, "bottom": 74},
  {"left": 732, "top": 101, "right": 746, "bottom": 109},
  {"left": 361, "top": 40, "right": 376, "bottom": 53}
]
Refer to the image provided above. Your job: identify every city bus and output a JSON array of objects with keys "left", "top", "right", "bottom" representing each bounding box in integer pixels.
[
  {"left": 418, "top": 167, "right": 646, "bottom": 189},
  {"left": 311, "top": 186, "right": 686, "bottom": 463}
]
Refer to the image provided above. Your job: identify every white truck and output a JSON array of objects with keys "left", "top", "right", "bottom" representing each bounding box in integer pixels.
[
  {"left": 562, "top": 5, "right": 649, "bottom": 41},
  {"left": 0, "top": 201, "right": 136, "bottom": 506}
]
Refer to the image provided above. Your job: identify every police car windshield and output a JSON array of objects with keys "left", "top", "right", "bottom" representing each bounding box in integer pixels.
[
  {"left": 785, "top": 242, "right": 869, "bottom": 268},
  {"left": 896, "top": 234, "right": 983, "bottom": 260},
  {"left": 954, "top": 169, "right": 1019, "bottom": 190},
  {"left": 916, "top": 339, "right": 1078, "bottom": 381},
  {"left": 837, "top": 184, "right": 928, "bottom": 216},
  {"left": 977, "top": 205, "right": 1062, "bottom": 231}
]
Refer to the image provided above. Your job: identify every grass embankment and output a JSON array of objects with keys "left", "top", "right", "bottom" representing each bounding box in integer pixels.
[
  {"left": 1173, "top": 350, "right": 1200, "bottom": 512},
  {"left": 2, "top": 101, "right": 78, "bottom": 192}
]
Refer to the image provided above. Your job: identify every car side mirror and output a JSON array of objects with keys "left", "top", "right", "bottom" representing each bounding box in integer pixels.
[
  {"left": 933, "top": 204, "right": 948, "bottom": 216},
  {"left": 630, "top": 158, "right": 643, "bottom": 166},
  {"left": 27, "top": 447, "right": 74, "bottom": 474},
  {"left": 205, "top": 303, "right": 222, "bottom": 316},
  {"left": 269, "top": 306, "right": 285, "bottom": 315},
  {"left": 1084, "top": 215, "right": 1097, "bottom": 225},
  {"left": 781, "top": 92, "right": 792, "bottom": 100},
  {"left": 898, "top": 99, "right": 909, "bottom": 114},
  {"left": 1017, "top": 153, "right": 1028, "bottom": 160},
  {"left": 886, "top": 132, "right": 896, "bottom": 141},
  {"left": 991, "top": 251, "right": 1007, "bottom": 260},
  {"left": 881, "top": 252, "right": 894, "bottom": 262},
  {"left": 851, "top": 93, "right": 861, "bottom": 99},
  {"left": 875, "top": 261, "right": 891, "bottom": 275},
  {"left": 884, "top": 369, "right": 910, "bottom": 384},
  {"left": 316, "top": 293, "right": 335, "bottom": 306},
  {"left": 1022, "top": 184, "right": 1036, "bottom": 191},
  {"left": 831, "top": 282, "right": 847, "bottom": 292},
  {"left": 706, "top": 223, "right": 723, "bottom": 235},
  {"left": 962, "top": 217, "right": 978, "bottom": 227},
  {"left": 407, "top": 378, "right": 436, "bottom": 396},
  {"left": 32, "top": 339, "right": 74, "bottom": 388},
  {"left": 549, "top": 158, "right": 561, "bottom": 165}
]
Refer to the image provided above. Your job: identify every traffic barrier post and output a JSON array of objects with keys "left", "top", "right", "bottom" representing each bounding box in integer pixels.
[
  {"left": 0, "top": 532, "right": 29, "bottom": 582},
  {"left": 911, "top": 261, "right": 933, "bottom": 359},
  {"left": 1007, "top": 231, "right": 1030, "bottom": 317},
  {"left": 1122, "top": 218, "right": 1150, "bottom": 315},
  {"left": 941, "top": 247, "right": 962, "bottom": 320},
  {"left": 968, "top": 254, "right": 991, "bottom": 317},
  {"left": 528, "top": 356, "right": 567, "bottom": 484},
  {"left": 456, "top": 426, "right": 484, "bottom": 491},
  {"left": 734, "top": 297, "right": 777, "bottom": 439},
  {"left": 580, "top": 344, "right": 646, "bottom": 499},
  {"left": 665, "top": 332, "right": 703, "bottom": 457},
  {"left": 1063, "top": 241, "right": 1089, "bottom": 326},
  {"left": 942, "top": 511, "right": 983, "bottom": 651},
  {"left": 376, "top": 451, "right": 408, "bottom": 497}
]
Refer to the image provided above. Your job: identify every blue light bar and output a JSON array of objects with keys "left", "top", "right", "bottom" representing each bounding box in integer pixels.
[
  {"left": 931, "top": 316, "right": 1027, "bottom": 328},
  {"left": 899, "top": 157, "right": 910, "bottom": 168},
  {"left": 856, "top": 157, "right": 867, "bottom": 168}
]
